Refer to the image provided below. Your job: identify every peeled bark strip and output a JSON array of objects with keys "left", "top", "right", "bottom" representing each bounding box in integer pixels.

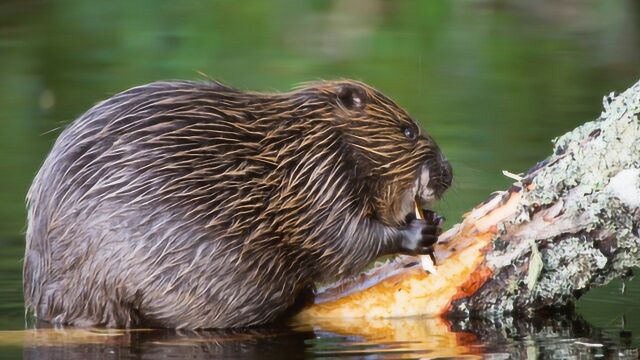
[{"left": 296, "top": 79, "right": 640, "bottom": 321}]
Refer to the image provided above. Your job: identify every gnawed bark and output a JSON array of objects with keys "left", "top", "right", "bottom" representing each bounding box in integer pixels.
[{"left": 296, "top": 79, "right": 640, "bottom": 321}]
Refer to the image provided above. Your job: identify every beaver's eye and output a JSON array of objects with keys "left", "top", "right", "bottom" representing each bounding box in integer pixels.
[{"left": 403, "top": 127, "right": 416, "bottom": 140}]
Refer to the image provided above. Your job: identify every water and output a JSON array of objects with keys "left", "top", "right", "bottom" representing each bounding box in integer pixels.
[{"left": 1, "top": 0, "right": 639, "bottom": 358}]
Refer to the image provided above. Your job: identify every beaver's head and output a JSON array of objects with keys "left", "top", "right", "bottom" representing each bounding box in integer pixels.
[{"left": 302, "top": 80, "right": 452, "bottom": 228}]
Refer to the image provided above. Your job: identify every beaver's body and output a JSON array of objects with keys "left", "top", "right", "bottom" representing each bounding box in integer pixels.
[{"left": 24, "top": 80, "right": 451, "bottom": 328}]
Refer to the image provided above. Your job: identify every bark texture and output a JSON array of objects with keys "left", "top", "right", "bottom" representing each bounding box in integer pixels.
[{"left": 453, "top": 79, "right": 640, "bottom": 316}]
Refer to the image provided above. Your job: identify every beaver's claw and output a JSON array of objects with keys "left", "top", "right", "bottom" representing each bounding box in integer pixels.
[
  {"left": 422, "top": 208, "right": 445, "bottom": 228},
  {"left": 398, "top": 210, "right": 444, "bottom": 256}
]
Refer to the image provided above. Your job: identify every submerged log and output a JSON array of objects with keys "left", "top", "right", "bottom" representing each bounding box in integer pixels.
[{"left": 296, "top": 79, "right": 640, "bottom": 322}]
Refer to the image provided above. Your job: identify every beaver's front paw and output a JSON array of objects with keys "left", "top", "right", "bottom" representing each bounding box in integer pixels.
[{"left": 398, "top": 210, "right": 444, "bottom": 256}]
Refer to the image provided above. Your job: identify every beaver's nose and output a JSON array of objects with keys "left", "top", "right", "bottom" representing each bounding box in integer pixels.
[{"left": 440, "top": 158, "right": 453, "bottom": 189}]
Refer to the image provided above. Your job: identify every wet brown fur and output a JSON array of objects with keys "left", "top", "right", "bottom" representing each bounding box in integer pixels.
[{"left": 24, "top": 80, "right": 450, "bottom": 328}]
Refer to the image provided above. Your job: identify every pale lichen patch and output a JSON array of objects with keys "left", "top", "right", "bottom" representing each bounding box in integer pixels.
[{"left": 606, "top": 168, "right": 640, "bottom": 208}]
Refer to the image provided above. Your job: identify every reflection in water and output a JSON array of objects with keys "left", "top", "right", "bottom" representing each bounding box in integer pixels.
[
  {"left": 449, "top": 314, "right": 639, "bottom": 359},
  {"left": 17, "top": 325, "right": 315, "bottom": 360},
  {"left": 0, "top": 314, "right": 634, "bottom": 359}
]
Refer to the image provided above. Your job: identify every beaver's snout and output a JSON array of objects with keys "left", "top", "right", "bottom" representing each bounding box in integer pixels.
[
  {"left": 432, "top": 155, "right": 453, "bottom": 197},
  {"left": 414, "top": 153, "right": 452, "bottom": 210}
]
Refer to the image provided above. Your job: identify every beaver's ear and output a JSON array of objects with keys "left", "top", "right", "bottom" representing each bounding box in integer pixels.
[{"left": 337, "top": 84, "right": 367, "bottom": 110}]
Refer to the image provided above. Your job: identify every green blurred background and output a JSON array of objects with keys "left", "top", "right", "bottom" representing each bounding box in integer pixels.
[{"left": 0, "top": 0, "right": 639, "bottom": 351}]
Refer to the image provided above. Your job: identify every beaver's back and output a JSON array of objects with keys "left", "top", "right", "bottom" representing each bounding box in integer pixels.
[{"left": 24, "top": 81, "right": 323, "bottom": 328}]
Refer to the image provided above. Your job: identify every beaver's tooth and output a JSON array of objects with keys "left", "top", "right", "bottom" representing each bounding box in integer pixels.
[
  {"left": 414, "top": 201, "right": 426, "bottom": 220},
  {"left": 415, "top": 200, "right": 438, "bottom": 275}
]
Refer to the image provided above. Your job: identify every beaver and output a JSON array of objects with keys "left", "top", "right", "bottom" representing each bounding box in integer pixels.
[{"left": 23, "top": 80, "right": 452, "bottom": 329}]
